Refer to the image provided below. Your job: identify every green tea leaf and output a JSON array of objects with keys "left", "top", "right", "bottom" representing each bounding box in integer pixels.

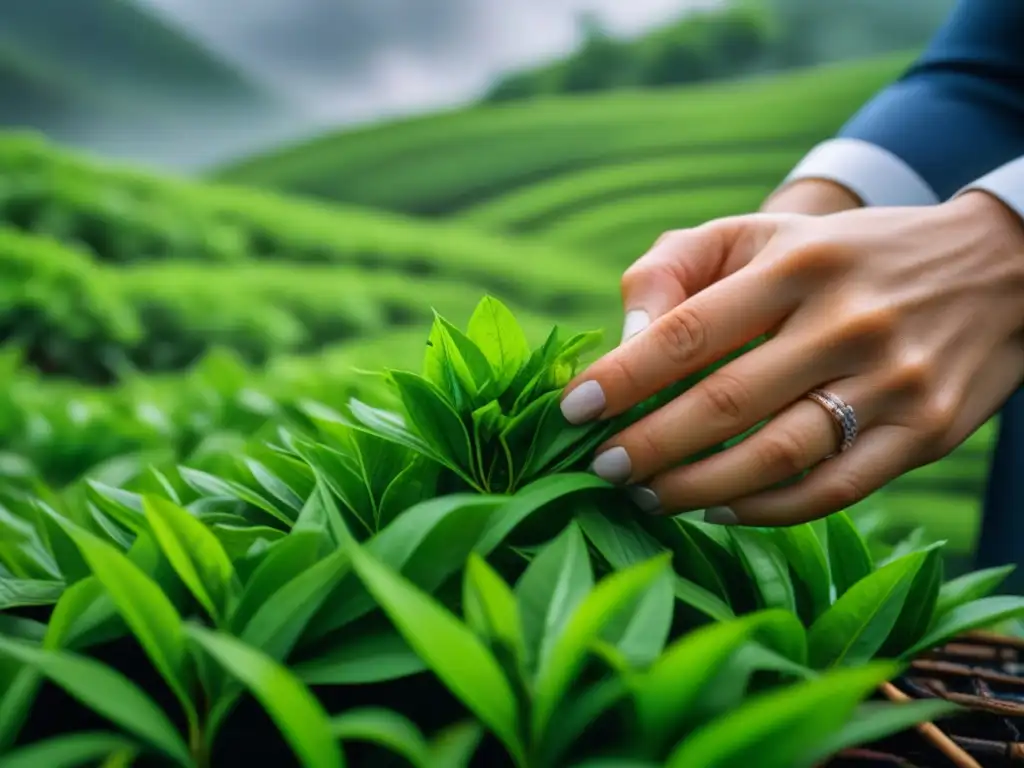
[
  {"left": 795, "top": 700, "right": 959, "bottom": 768},
  {"left": 178, "top": 467, "right": 293, "bottom": 526},
  {"left": 730, "top": 528, "right": 796, "bottom": 614},
  {"left": 632, "top": 610, "right": 804, "bottom": 751},
  {"left": 240, "top": 550, "right": 350, "bottom": 662},
  {"left": 243, "top": 458, "right": 305, "bottom": 514},
  {"left": 905, "top": 595, "right": 1024, "bottom": 657},
  {"left": 388, "top": 371, "right": 474, "bottom": 475},
  {"left": 45, "top": 516, "right": 194, "bottom": 722},
  {"left": 84, "top": 481, "right": 146, "bottom": 535},
  {"left": 880, "top": 544, "right": 944, "bottom": 657},
  {"left": 143, "top": 496, "right": 240, "bottom": 625},
  {"left": 0, "top": 577, "right": 64, "bottom": 609},
  {"left": 0, "top": 732, "right": 137, "bottom": 768},
  {"left": 770, "top": 524, "right": 831, "bottom": 621},
  {"left": 0, "top": 637, "right": 191, "bottom": 766},
  {"left": 515, "top": 522, "right": 593, "bottom": 675},
  {"left": 464, "top": 552, "right": 526, "bottom": 668},
  {"left": 430, "top": 332, "right": 469, "bottom": 411},
  {"left": 347, "top": 399, "right": 436, "bottom": 459},
  {"left": 878, "top": 526, "right": 929, "bottom": 566},
  {"left": 188, "top": 626, "right": 342, "bottom": 768},
  {"left": 346, "top": 542, "right": 524, "bottom": 765},
  {"left": 440, "top": 314, "right": 496, "bottom": 399},
  {"left": 308, "top": 494, "right": 504, "bottom": 641},
  {"left": 826, "top": 511, "right": 873, "bottom": 598},
  {"left": 602, "top": 567, "right": 674, "bottom": 668},
  {"left": 499, "top": 391, "right": 558, "bottom": 483},
  {"left": 536, "top": 677, "right": 627, "bottom": 768},
  {"left": 935, "top": 565, "right": 1015, "bottom": 617},
  {"left": 577, "top": 506, "right": 732, "bottom": 622},
  {"left": 376, "top": 458, "right": 439, "bottom": 530},
  {"left": 471, "top": 400, "right": 513, "bottom": 491},
  {"left": 210, "top": 523, "right": 286, "bottom": 561},
  {"left": 291, "top": 442, "right": 374, "bottom": 536},
  {"left": 330, "top": 708, "right": 430, "bottom": 768},
  {"left": 665, "top": 662, "right": 900, "bottom": 768},
  {"left": 230, "top": 533, "right": 322, "bottom": 633},
  {"left": 0, "top": 613, "right": 46, "bottom": 643},
  {"left": 467, "top": 295, "right": 530, "bottom": 392},
  {"left": 294, "top": 626, "right": 427, "bottom": 685},
  {"left": 427, "top": 721, "right": 483, "bottom": 768},
  {"left": 475, "top": 473, "right": 610, "bottom": 556},
  {"left": 0, "top": 665, "right": 40, "bottom": 752},
  {"left": 808, "top": 549, "right": 927, "bottom": 668},
  {"left": 637, "top": 515, "right": 729, "bottom": 603},
  {"left": 43, "top": 577, "right": 112, "bottom": 651},
  {"left": 506, "top": 327, "right": 562, "bottom": 412},
  {"left": 532, "top": 553, "right": 671, "bottom": 742}
]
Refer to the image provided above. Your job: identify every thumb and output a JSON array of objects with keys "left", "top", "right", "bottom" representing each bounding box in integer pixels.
[{"left": 618, "top": 215, "right": 771, "bottom": 344}]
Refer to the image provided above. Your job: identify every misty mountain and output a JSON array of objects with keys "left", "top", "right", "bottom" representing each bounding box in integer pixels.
[
  {"left": 0, "top": 0, "right": 303, "bottom": 169},
  {"left": 137, "top": 0, "right": 709, "bottom": 124}
]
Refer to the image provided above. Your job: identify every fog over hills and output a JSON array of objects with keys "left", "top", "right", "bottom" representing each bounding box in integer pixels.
[
  {"left": 0, "top": 0, "right": 713, "bottom": 170},
  {"left": 138, "top": 0, "right": 715, "bottom": 127}
]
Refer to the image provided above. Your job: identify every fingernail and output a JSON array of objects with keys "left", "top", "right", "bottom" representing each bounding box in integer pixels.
[
  {"left": 704, "top": 506, "right": 738, "bottom": 526},
  {"left": 621, "top": 310, "right": 651, "bottom": 344},
  {"left": 590, "top": 446, "right": 632, "bottom": 484},
  {"left": 560, "top": 380, "right": 606, "bottom": 425},
  {"left": 627, "top": 485, "right": 662, "bottom": 514}
]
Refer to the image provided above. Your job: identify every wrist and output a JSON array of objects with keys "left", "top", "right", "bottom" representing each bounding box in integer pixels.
[
  {"left": 941, "top": 191, "right": 1024, "bottom": 323},
  {"left": 944, "top": 190, "right": 1024, "bottom": 252},
  {"left": 761, "top": 178, "right": 863, "bottom": 216}
]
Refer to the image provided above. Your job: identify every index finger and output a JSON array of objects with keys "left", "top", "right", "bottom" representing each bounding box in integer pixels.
[
  {"left": 560, "top": 265, "right": 792, "bottom": 425},
  {"left": 619, "top": 215, "right": 774, "bottom": 343}
]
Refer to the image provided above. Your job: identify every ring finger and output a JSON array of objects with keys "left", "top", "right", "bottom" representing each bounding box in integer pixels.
[{"left": 635, "top": 378, "right": 878, "bottom": 515}]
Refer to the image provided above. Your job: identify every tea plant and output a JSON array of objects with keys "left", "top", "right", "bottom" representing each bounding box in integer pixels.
[
  {"left": 0, "top": 496, "right": 952, "bottom": 767},
  {"left": 0, "top": 295, "right": 1014, "bottom": 766}
]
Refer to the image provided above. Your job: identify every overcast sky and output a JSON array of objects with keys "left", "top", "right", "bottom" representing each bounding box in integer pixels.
[{"left": 140, "top": 0, "right": 721, "bottom": 127}]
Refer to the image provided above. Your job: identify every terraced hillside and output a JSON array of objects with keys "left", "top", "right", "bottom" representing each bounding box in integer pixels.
[
  {"left": 2, "top": 52, "right": 993, "bottom": 562},
  {"left": 216, "top": 55, "right": 909, "bottom": 217}
]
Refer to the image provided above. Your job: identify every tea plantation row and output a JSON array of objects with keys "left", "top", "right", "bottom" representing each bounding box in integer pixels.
[{"left": 216, "top": 55, "right": 907, "bottom": 216}]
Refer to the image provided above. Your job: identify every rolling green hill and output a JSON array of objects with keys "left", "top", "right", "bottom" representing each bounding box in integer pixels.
[
  {"left": 0, "top": 134, "right": 622, "bottom": 384},
  {"left": 215, "top": 54, "right": 909, "bottom": 216}
]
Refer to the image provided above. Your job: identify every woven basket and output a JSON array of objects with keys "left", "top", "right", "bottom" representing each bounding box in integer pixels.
[{"left": 825, "top": 632, "right": 1024, "bottom": 767}]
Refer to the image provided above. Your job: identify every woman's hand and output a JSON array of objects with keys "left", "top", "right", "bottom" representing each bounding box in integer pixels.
[{"left": 560, "top": 191, "right": 1024, "bottom": 526}]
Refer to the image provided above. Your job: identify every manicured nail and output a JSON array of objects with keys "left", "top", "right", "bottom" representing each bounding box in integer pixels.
[
  {"left": 590, "top": 446, "right": 632, "bottom": 484},
  {"left": 560, "top": 380, "right": 606, "bottom": 425},
  {"left": 627, "top": 485, "right": 662, "bottom": 514},
  {"left": 621, "top": 310, "right": 651, "bottom": 344},
  {"left": 704, "top": 506, "right": 738, "bottom": 526}
]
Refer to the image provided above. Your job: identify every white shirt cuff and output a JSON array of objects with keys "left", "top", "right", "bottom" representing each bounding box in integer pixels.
[
  {"left": 780, "top": 138, "right": 940, "bottom": 208},
  {"left": 954, "top": 155, "right": 1024, "bottom": 223}
]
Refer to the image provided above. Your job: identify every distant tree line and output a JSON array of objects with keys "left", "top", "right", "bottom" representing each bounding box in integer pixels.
[{"left": 482, "top": 0, "right": 956, "bottom": 103}]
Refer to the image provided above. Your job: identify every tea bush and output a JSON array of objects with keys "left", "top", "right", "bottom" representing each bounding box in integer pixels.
[
  {"left": 0, "top": 134, "right": 618, "bottom": 310},
  {"left": 1, "top": 297, "right": 1017, "bottom": 767},
  {"left": 459, "top": 150, "right": 801, "bottom": 233}
]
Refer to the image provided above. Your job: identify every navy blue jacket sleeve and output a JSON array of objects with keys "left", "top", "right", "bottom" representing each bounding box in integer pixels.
[{"left": 838, "top": 0, "right": 1024, "bottom": 200}]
